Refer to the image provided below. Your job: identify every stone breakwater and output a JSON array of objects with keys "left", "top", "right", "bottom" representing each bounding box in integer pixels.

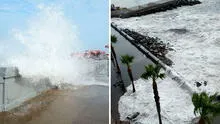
[
  {"left": 111, "top": 0, "right": 201, "bottom": 18},
  {"left": 122, "top": 28, "right": 173, "bottom": 66}
]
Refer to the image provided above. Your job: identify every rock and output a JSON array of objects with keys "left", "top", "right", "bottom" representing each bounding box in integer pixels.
[
  {"left": 126, "top": 112, "right": 140, "bottom": 120},
  {"left": 168, "top": 28, "right": 189, "bottom": 34},
  {"left": 195, "top": 81, "right": 202, "bottom": 87},
  {"left": 121, "top": 28, "right": 173, "bottom": 65}
]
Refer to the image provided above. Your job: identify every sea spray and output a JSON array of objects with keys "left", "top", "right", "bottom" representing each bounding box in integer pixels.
[{"left": 1, "top": 4, "right": 108, "bottom": 86}]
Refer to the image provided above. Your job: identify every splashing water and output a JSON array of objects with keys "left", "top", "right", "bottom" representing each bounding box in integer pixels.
[{"left": 1, "top": 4, "right": 108, "bottom": 86}]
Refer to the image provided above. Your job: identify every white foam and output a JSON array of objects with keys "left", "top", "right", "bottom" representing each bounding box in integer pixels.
[
  {"left": 1, "top": 4, "right": 108, "bottom": 86},
  {"left": 113, "top": 0, "right": 220, "bottom": 123},
  {"left": 112, "top": 0, "right": 220, "bottom": 92},
  {"left": 119, "top": 78, "right": 196, "bottom": 124}
]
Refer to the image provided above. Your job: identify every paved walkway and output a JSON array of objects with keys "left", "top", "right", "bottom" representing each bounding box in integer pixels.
[{"left": 0, "top": 85, "right": 108, "bottom": 124}]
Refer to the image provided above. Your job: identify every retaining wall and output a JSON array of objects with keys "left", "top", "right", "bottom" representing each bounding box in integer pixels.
[{"left": 0, "top": 67, "right": 52, "bottom": 111}]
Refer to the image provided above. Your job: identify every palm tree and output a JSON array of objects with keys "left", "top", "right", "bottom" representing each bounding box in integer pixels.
[
  {"left": 111, "top": 54, "right": 116, "bottom": 67},
  {"left": 120, "top": 54, "right": 135, "bottom": 93},
  {"left": 111, "top": 35, "right": 121, "bottom": 73},
  {"left": 141, "top": 64, "right": 165, "bottom": 124},
  {"left": 192, "top": 92, "right": 220, "bottom": 124}
]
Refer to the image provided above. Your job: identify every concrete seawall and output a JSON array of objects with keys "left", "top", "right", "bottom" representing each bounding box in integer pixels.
[
  {"left": 0, "top": 67, "right": 52, "bottom": 112},
  {"left": 111, "top": 24, "right": 195, "bottom": 94},
  {"left": 111, "top": 0, "right": 201, "bottom": 18}
]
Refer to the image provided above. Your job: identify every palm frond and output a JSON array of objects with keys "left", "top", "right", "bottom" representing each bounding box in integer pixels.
[
  {"left": 141, "top": 71, "right": 151, "bottom": 80},
  {"left": 120, "top": 54, "right": 134, "bottom": 66},
  {"left": 155, "top": 64, "right": 161, "bottom": 74},
  {"left": 158, "top": 73, "right": 165, "bottom": 79},
  {"left": 142, "top": 64, "right": 165, "bottom": 80},
  {"left": 209, "top": 92, "right": 218, "bottom": 102},
  {"left": 144, "top": 65, "right": 154, "bottom": 75},
  {"left": 211, "top": 102, "right": 220, "bottom": 116},
  {"left": 192, "top": 92, "right": 220, "bottom": 123},
  {"left": 111, "top": 35, "right": 117, "bottom": 43}
]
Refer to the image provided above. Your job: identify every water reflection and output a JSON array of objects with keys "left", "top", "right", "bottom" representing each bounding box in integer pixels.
[{"left": 111, "top": 28, "right": 153, "bottom": 120}]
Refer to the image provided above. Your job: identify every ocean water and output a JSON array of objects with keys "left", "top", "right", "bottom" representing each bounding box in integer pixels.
[
  {"left": 112, "top": 0, "right": 220, "bottom": 92},
  {"left": 112, "top": 0, "right": 220, "bottom": 123}
]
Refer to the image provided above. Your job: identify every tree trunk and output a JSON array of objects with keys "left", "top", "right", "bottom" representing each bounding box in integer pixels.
[
  {"left": 128, "top": 67, "right": 135, "bottom": 93},
  {"left": 116, "top": 71, "right": 126, "bottom": 92},
  {"left": 198, "top": 118, "right": 205, "bottom": 124},
  {"left": 111, "top": 45, "right": 121, "bottom": 73},
  {"left": 111, "top": 53, "right": 116, "bottom": 67},
  {"left": 152, "top": 78, "right": 162, "bottom": 124}
]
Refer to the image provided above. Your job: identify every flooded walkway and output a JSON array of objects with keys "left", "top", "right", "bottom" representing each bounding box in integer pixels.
[
  {"left": 0, "top": 85, "right": 109, "bottom": 124},
  {"left": 111, "top": 28, "right": 153, "bottom": 120}
]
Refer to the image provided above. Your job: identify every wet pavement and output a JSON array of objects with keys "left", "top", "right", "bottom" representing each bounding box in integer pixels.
[{"left": 0, "top": 85, "right": 109, "bottom": 124}]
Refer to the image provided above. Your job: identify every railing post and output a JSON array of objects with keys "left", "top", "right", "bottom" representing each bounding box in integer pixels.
[{"left": 2, "top": 77, "right": 5, "bottom": 112}]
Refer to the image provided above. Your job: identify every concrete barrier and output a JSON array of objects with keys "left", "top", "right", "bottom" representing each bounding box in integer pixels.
[{"left": 0, "top": 67, "right": 52, "bottom": 111}]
